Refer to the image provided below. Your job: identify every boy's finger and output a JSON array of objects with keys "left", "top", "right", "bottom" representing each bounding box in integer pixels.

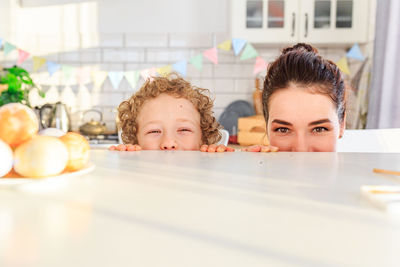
[
  {"left": 109, "top": 145, "right": 117, "bottom": 150},
  {"left": 226, "top": 147, "right": 235, "bottom": 152},
  {"left": 248, "top": 145, "right": 262, "bottom": 152},
  {"left": 117, "top": 144, "right": 127, "bottom": 151},
  {"left": 261, "top": 146, "right": 270, "bottom": 152},
  {"left": 200, "top": 145, "right": 208, "bottom": 152},
  {"left": 207, "top": 144, "right": 217, "bottom": 152},
  {"left": 126, "top": 144, "right": 136, "bottom": 151},
  {"left": 216, "top": 144, "right": 226, "bottom": 152},
  {"left": 134, "top": 145, "right": 142, "bottom": 151},
  {"left": 270, "top": 146, "right": 279, "bottom": 152}
]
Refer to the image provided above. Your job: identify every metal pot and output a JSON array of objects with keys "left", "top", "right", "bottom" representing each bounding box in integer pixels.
[
  {"left": 79, "top": 109, "right": 107, "bottom": 136},
  {"left": 39, "top": 102, "right": 71, "bottom": 133}
]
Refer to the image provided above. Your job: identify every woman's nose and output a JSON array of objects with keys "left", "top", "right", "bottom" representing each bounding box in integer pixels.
[
  {"left": 160, "top": 136, "right": 178, "bottom": 150},
  {"left": 291, "top": 135, "right": 308, "bottom": 152}
]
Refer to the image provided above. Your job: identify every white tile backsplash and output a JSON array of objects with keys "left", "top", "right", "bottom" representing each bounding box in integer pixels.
[{"left": 19, "top": 32, "right": 349, "bottom": 132}]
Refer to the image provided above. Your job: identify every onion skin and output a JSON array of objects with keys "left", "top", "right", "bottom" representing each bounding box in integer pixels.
[{"left": 59, "top": 132, "right": 90, "bottom": 172}]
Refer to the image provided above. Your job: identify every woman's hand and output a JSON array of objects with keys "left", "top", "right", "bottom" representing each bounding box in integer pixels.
[
  {"left": 109, "top": 144, "right": 142, "bottom": 151},
  {"left": 241, "top": 145, "right": 279, "bottom": 152},
  {"left": 200, "top": 144, "right": 235, "bottom": 152}
]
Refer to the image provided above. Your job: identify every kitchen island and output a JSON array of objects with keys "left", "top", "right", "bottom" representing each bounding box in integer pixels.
[{"left": 1, "top": 150, "right": 400, "bottom": 266}]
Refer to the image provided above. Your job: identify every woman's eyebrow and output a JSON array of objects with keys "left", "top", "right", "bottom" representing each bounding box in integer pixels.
[
  {"left": 308, "top": 119, "right": 332, "bottom": 126},
  {"left": 271, "top": 119, "right": 292, "bottom": 126}
]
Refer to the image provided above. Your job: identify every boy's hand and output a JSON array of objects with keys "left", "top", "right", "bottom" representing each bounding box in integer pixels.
[
  {"left": 109, "top": 144, "right": 142, "bottom": 151},
  {"left": 241, "top": 145, "right": 279, "bottom": 152},
  {"left": 200, "top": 144, "right": 235, "bottom": 152}
]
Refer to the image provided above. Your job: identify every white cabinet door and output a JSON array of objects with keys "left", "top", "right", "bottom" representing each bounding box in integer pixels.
[
  {"left": 299, "top": 0, "right": 369, "bottom": 44},
  {"left": 231, "top": 0, "right": 299, "bottom": 44}
]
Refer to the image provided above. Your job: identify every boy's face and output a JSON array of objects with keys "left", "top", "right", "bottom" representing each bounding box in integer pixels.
[{"left": 136, "top": 93, "right": 202, "bottom": 150}]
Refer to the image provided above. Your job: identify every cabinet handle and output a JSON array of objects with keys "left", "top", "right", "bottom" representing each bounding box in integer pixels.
[
  {"left": 291, "top": 12, "right": 296, "bottom": 37},
  {"left": 304, "top": 13, "right": 309, "bottom": 38}
]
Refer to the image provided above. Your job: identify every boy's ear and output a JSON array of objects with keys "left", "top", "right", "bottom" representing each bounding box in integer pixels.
[{"left": 339, "top": 113, "right": 346, "bottom": 139}]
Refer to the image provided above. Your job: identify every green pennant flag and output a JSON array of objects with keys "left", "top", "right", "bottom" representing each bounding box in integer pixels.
[
  {"left": 62, "top": 65, "right": 74, "bottom": 82},
  {"left": 189, "top": 54, "right": 203, "bottom": 71},
  {"left": 240, "top": 43, "right": 258, "bottom": 60},
  {"left": 4, "top": 42, "right": 16, "bottom": 56},
  {"left": 124, "top": 70, "right": 140, "bottom": 90}
]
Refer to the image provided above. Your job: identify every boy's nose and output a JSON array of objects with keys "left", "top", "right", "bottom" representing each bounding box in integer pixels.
[{"left": 160, "top": 137, "right": 178, "bottom": 150}]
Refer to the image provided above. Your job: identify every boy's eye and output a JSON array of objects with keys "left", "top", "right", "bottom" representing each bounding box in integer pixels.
[
  {"left": 312, "top": 127, "right": 328, "bottom": 133},
  {"left": 274, "top": 127, "right": 290, "bottom": 133},
  {"left": 147, "top": 130, "right": 161, "bottom": 134},
  {"left": 178, "top": 128, "right": 192, "bottom": 133}
]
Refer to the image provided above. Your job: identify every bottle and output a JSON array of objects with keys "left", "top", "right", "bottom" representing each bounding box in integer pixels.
[{"left": 253, "top": 78, "right": 263, "bottom": 115}]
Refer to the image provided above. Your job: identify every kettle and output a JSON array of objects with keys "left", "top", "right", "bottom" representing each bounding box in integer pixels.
[
  {"left": 79, "top": 109, "right": 107, "bottom": 136},
  {"left": 39, "top": 102, "right": 71, "bottom": 133}
]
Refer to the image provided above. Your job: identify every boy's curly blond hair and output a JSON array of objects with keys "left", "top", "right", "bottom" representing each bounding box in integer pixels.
[{"left": 118, "top": 74, "right": 221, "bottom": 145}]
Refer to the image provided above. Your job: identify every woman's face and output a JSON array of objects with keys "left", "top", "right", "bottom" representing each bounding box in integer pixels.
[
  {"left": 267, "top": 85, "right": 345, "bottom": 152},
  {"left": 136, "top": 93, "right": 202, "bottom": 150}
]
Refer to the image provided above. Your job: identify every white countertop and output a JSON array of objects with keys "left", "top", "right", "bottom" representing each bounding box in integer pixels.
[{"left": 1, "top": 151, "right": 400, "bottom": 267}]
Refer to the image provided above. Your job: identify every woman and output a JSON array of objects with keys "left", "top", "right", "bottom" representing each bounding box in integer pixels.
[{"left": 244, "top": 43, "right": 346, "bottom": 152}]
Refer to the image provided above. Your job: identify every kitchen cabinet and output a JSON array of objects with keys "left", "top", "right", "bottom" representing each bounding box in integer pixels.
[{"left": 231, "top": 0, "right": 371, "bottom": 44}]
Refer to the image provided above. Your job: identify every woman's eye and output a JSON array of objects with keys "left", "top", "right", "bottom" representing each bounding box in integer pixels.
[
  {"left": 274, "top": 127, "right": 289, "bottom": 133},
  {"left": 312, "top": 127, "right": 328, "bottom": 133}
]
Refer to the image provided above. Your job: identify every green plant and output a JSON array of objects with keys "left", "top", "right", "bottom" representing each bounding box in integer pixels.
[{"left": 0, "top": 65, "right": 44, "bottom": 107}]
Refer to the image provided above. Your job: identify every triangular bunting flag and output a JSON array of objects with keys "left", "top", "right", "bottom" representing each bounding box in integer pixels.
[
  {"left": 253, "top": 57, "right": 268, "bottom": 75},
  {"left": 4, "top": 42, "right": 16, "bottom": 56},
  {"left": 217, "top": 40, "right": 231, "bottom": 51},
  {"left": 157, "top": 65, "right": 172, "bottom": 77},
  {"left": 203, "top": 47, "right": 218, "bottom": 65},
  {"left": 336, "top": 57, "right": 350, "bottom": 75},
  {"left": 17, "top": 49, "right": 30, "bottom": 65},
  {"left": 92, "top": 70, "right": 108, "bottom": 88},
  {"left": 33, "top": 56, "right": 46, "bottom": 72},
  {"left": 47, "top": 61, "right": 61, "bottom": 76},
  {"left": 189, "top": 54, "right": 203, "bottom": 71},
  {"left": 124, "top": 71, "right": 140, "bottom": 89},
  {"left": 140, "top": 68, "right": 157, "bottom": 81},
  {"left": 240, "top": 43, "right": 258, "bottom": 60},
  {"left": 62, "top": 65, "right": 74, "bottom": 82},
  {"left": 346, "top": 44, "right": 365, "bottom": 61},
  {"left": 232, "top": 38, "right": 247, "bottom": 56},
  {"left": 108, "top": 71, "right": 124, "bottom": 89},
  {"left": 0, "top": 38, "right": 3, "bottom": 50},
  {"left": 76, "top": 66, "right": 91, "bottom": 85},
  {"left": 172, "top": 60, "right": 187, "bottom": 76}
]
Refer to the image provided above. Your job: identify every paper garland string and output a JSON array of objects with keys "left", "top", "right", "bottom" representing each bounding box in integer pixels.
[
  {"left": 253, "top": 57, "right": 268, "bottom": 75},
  {"left": 240, "top": 43, "right": 258, "bottom": 60},
  {"left": 218, "top": 40, "right": 231, "bottom": 51},
  {"left": 108, "top": 71, "right": 124, "bottom": 89},
  {"left": 17, "top": 49, "right": 30, "bottom": 65},
  {"left": 124, "top": 71, "right": 140, "bottom": 90},
  {"left": 3, "top": 42, "right": 16, "bottom": 56},
  {"left": 33, "top": 56, "right": 46, "bottom": 72},
  {"left": 232, "top": 38, "right": 247, "bottom": 56},
  {"left": 203, "top": 47, "right": 218, "bottom": 65},
  {"left": 189, "top": 54, "right": 203, "bottom": 71},
  {"left": 172, "top": 60, "right": 187, "bottom": 77},
  {"left": 346, "top": 44, "right": 365, "bottom": 61},
  {"left": 336, "top": 57, "right": 350, "bottom": 75}
]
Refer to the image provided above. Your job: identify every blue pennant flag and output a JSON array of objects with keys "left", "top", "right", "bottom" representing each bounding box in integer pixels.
[
  {"left": 346, "top": 44, "right": 365, "bottom": 61},
  {"left": 232, "top": 38, "right": 247, "bottom": 56},
  {"left": 108, "top": 71, "right": 124, "bottom": 89},
  {"left": 47, "top": 61, "right": 61, "bottom": 76},
  {"left": 172, "top": 60, "right": 187, "bottom": 77}
]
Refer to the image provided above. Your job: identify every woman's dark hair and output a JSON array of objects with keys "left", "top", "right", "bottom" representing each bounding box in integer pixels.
[{"left": 262, "top": 43, "right": 346, "bottom": 123}]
